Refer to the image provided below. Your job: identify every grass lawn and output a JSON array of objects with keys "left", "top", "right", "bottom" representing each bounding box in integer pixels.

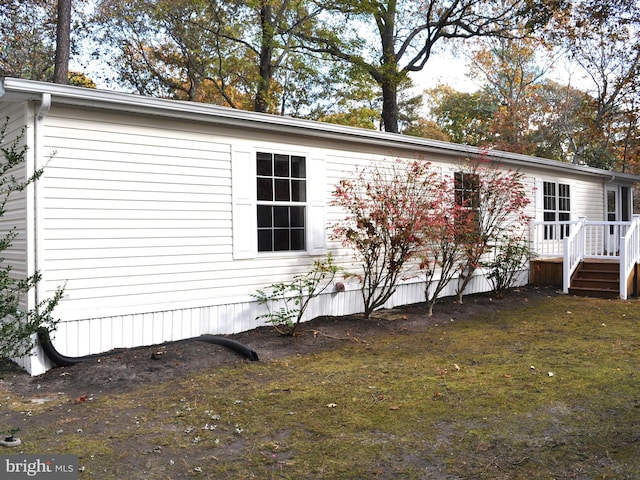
[{"left": 2, "top": 293, "right": 639, "bottom": 479}]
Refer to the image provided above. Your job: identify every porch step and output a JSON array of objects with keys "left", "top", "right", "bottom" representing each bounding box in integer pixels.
[{"left": 569, "top": 261, "right": 620, "bottom": 298}]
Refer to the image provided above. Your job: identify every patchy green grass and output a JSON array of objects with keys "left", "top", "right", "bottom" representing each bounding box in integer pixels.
[{"left": 7, "top": 295, "right": 640, "bottom": 479}]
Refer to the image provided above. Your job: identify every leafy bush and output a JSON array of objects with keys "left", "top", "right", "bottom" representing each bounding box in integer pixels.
[
  {"left": 482, "top": 235, "right": 533, "bottom": 297},
  {"left": 252, "top": 254, "right": 342, "bottom": 336},
  {"left": 0, "top": 118, "right": 64, "bottom": 359},
  {"left": 330, "top": 158, "right": 439, "bottom": 318}
]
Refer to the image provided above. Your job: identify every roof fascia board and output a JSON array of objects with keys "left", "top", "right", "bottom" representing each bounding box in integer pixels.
[{"left": 2, "top": 77, "right": 639, "bottom": 184}]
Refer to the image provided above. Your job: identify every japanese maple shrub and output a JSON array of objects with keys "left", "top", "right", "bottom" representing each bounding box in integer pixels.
[
  {"left": 0, "top": 118, "right": 63, "bottom": 359},
  {"left": 331, "top": 158, "right": 439, "bottom": 319},
  {"left": 418, "top": 177, "right": 467, "bottom": 317},
  {"left": 454, "top": 157, "right": 531, "bottom": 303}
]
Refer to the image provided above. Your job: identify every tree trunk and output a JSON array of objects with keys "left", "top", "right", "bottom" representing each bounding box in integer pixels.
[
  {"left": 380, "top": 79, "right": 399, "bottom": 133},
  {"left": 456, "top": 265, "right": 477, "bottom": 304},
  {"left": 378, "top": 2, "right": 400, "bottom": 133},
  {"left": 255, "top": 2, "right": 273, "bottom": 113},
  {"left": 53, "top": 0, "right": 71, "bottom": 84}
]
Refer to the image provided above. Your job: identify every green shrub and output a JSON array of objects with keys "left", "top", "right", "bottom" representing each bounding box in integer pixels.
[
  {"left": 0, "top": 118, "right": 63, "bottom": 359},
  {"left": 482, "top": 235, "right": 532, "bottom": 297},
  {"left": 252, "top": 254, "right": 342, "bottom": 336}
]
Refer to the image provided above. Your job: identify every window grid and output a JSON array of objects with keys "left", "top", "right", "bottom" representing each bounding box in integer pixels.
[
  {"left": 543, "top": 181, "right": 570, "bottom": 239},
  {"left": 454, "top": 172, "right": 480, "bottom": 210},
  {"left": 256, "top": 152, "right": 307, "bottom": 252},
  {"left": 454, "top": 172, "right": 481, "bottom": 236}
]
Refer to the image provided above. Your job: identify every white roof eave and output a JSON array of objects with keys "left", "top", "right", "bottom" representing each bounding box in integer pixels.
[{"left": 2, "top": 77, "right": 639, "bottom": 184}]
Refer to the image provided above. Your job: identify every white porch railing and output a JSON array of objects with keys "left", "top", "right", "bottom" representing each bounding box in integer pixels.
[
  {"left": 531, "top": 216, "right": 640, "bottom": 299},
  {"left": 620, "top": 216, "right": 640, "bottom": 299},
  {"left": 562, "top": 218, "right": 585, "bottom": 294}
]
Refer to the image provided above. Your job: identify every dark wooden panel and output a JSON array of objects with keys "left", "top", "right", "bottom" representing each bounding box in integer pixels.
[{"left": 530, "top": 260, "right": 562, "bottom": 287}]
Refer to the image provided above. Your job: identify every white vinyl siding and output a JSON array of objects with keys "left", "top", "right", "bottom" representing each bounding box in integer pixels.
[
  {"left": 0, "top": 103, "right": 31, "bottom": 290},
  {"left": 534, "top": 175, "right": 603, "bottom": 223},
  {"left": 40, "top": 109, "right": 234, "bottom": 321}
]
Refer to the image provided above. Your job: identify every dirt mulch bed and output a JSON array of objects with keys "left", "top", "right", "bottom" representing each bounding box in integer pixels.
[{"left": 1, "top": 286, "right": 559, "bottom": 402}]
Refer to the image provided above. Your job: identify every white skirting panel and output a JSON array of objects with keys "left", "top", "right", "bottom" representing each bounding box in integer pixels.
[{"left": 23, "top": 270, "right": 527, "bottom": 375}]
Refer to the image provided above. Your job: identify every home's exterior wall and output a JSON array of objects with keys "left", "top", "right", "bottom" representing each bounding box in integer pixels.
[
  {"left": 32, "top": 105, "right": 504, "bottom": 370},
  {"left": 3, "top": 94, "right": 631, "bottom": 375},
  {"left": 527, "top": 166, "right": 606, "bottom": 221}
]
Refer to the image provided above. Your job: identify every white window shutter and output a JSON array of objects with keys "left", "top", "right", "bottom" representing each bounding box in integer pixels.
[
  {"left": 232, "top": 148, "right": 257, "bottom": 259},
  {"left": 306, "top": 157, "right": 327, "bottom": 255}
]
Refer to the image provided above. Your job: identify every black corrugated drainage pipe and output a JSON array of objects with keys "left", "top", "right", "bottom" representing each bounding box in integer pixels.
[{"left": 37, "top": 327, "right": 259, "bottom": 368}]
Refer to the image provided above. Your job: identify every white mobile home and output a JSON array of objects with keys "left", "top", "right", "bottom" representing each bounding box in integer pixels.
[{"left": 1, "top": 78, "right": 639, "bottom": 375}]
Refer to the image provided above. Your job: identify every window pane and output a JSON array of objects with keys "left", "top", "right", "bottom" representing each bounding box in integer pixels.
[
  {"left": 273, "top": 206, "right": 289, "bottom": 227},
  {"left": 257, "top": 230, "right": 272, "bottom": 252},
  {"left": 290, "top": 229, "right": 305, "bottom": 250},
  {"left": 256, "top": 152, "right": 272, "bottom": 176},
  {"left": 290, "top": 206, "right": 305, "bottom": 227},
  {"left": 274, "top": 229, "right": 289, "bottom": 251},
  {"left": 544, "top": 195, "right": 555, "bottom": 211},
  {"left": 255, "top": 151, "right": 308, "bottom": 253},
  {"left": 291, "top": 156, "right": 306, "bottom": 178},
  {"left": 257, "top": 205, "right": 272, "bottom": 227},
  {"left": 544, "top": 212, "right": 556, "bottom": 222},
  {"left": 454, "top": 172, "right": 463, "bottom": 205},
  {"left": 274, "top": 154, "right": 289, "bottom": 177},
  {"left": 274, "top": 179, "right": 290, "bottom": 201},
  {"left": 544, "top": 182, "right": 555, "bottom": 197},
  {"left": 291, "top": 180, "right": 306, "bottom": 202},
  {"left": 257, "top": 177, "right": 273, "bottom": 201},
  {"left": 607, "top": 190, "right": 616, "bottom": 213},
  {"left": 622, "top": 187, "right": 630, "bottom": 221}
]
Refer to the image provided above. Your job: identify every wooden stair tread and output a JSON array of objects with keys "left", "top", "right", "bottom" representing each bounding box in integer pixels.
[{"left": 570, "top": 260, "right": 622, "bottom": 299}]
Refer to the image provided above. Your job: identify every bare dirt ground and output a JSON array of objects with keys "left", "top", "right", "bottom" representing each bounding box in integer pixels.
[{"left": 1, "top": 286, "right": 557, "bottom": 402}]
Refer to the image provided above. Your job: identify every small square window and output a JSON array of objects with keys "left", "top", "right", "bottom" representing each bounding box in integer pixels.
[
  {"left": 273, "top": 206, "right": 290, "bottom": 227},
  {"left": 274, "top": 154, "right": 289, "bottom": 177},
  {"left": 257, "top": 177, "right": 273, "bottom": 201},
  {"left": 274, "top": 179, "right": 290, "bottom": 201},
  {"left": 291, "top": 156, "right": 306, "bottom": 178},
  {"left": 292, "top": 180, "right": 306, "bottom": 202},
  {"left": 257, "top": 205, "right": 272, "bottom": 227},
  {"left": 257, "top": 230, "right": 273, "bottom": 252},
  {"left": 290, "top": 206, "right": 305, "bottom": 227}
]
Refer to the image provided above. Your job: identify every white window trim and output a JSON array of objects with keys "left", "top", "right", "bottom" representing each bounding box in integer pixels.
[{"left": 231, "top": 145, "right": 326, "bottom": 259}]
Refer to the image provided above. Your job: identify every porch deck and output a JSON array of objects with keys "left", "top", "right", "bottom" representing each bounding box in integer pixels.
[{"left": 530, "top": 217, "right": 640, "bottom": 299}]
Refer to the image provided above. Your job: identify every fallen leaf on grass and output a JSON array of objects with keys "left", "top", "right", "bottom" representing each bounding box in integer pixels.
[
  {"left": 504, "top": 374, "right": 512, "bottom": 378},
  {"left": 72, "top": 395, "right": 87, "bottom": 404},
  {"left": 326, "top": 403, "right": 338, "bottom": 408},
  {"left": 389, "top": 406, "right": 400, "bottom": 411}
]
